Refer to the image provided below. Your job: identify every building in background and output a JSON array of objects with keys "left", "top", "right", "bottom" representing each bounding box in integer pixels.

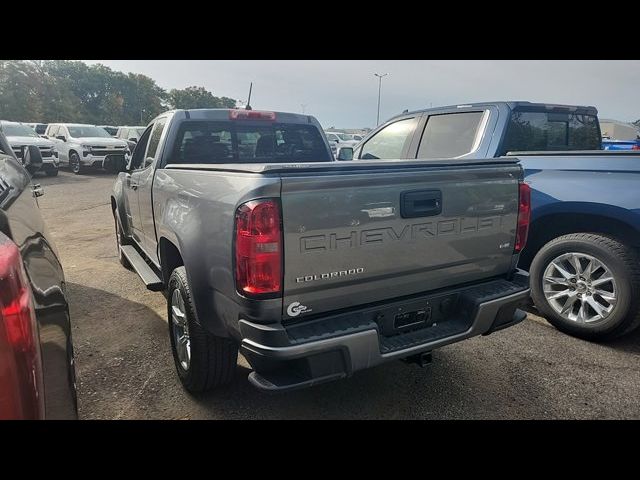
[{"left": 599, "top": 118, "right": 640, "bottom": 140}]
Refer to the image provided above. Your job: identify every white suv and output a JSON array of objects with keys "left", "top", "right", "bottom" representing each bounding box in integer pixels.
[
  {"left": 0, "top": 120, "right": 60, "bottom": 176},
  {"left": 45, "top": 123, "right": 129, "bottom": 174}
]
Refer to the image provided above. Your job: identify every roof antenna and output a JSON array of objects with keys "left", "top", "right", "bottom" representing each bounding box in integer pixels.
[{"left": 245, "top": 82, "right": 253, "bottom": 110}]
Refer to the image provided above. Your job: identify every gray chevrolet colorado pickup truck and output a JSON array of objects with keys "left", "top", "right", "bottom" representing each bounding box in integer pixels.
[{"left": 111, "top": 108, "right": 531, "bottom": 393}]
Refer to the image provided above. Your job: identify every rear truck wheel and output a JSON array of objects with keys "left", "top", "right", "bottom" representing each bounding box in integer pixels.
[
  {"left": 168, "top": 266, "right": 238, "bottom": 392},
  {"left": 530, "top": 233, "right": 640, "bottom": 341},
  {"left": 45, "top": 165, "right": 59, "bottom": 177},
  {"left": 69, "top": 152, "right": 82, "bottom": 175},
  {"left": 114, "top": 213, "right": 132, "bottom": 270}
]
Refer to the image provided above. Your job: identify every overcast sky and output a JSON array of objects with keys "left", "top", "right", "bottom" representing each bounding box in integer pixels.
[{"left": 85, "top": 60, "right": 640, "bottom": 129}]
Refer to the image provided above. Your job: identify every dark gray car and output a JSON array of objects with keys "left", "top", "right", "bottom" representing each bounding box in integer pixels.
[{"left": 0, "top": 131, "right": 77, "bottom": 419}]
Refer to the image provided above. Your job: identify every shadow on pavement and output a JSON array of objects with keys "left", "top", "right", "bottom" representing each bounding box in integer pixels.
[
  {"left": 523, "top": 304, "right": 640, "bottom": 355},
  {"left": 67, "top": 281, "right": 639, "bottom": 420},
  {"left": 67, "top": 282, "right": 485, "bottom": 419},
  {"left": 37, "top": 169, "right": 119, "bottom": 186}
]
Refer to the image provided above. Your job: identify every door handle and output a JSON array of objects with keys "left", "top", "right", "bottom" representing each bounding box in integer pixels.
[
  {"left": 127, "top": 175, "right": 138, "bottom": 190},
  {"left": 400, "top": 189, "right": 442, "bottom": 218},
  {"left": 32, "top": 184, "right": 44, "bottom": 198}
]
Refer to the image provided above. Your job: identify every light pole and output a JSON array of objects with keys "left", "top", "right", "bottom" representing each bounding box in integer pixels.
[{"left": 374, "top": 73, "right": 388, "bottom": 125}]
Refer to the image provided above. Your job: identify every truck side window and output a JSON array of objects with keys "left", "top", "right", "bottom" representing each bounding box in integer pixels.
[
  {"left": 144, "top": 118, "right": 167, "bottom": 167},
  {"left": 130, "top": 126, "right": 153, "bottom": 169},
  {"left": 417, "top": 111, "right": 487, "bottom": 159},
  {"left": 500, "top": 111, "right": 601, "bottom": 154},
  {"left": 359, "top": 118, "right": 417, "bottom": 160}
]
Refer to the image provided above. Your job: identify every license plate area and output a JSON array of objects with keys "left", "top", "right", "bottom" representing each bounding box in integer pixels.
[{"left": 375, "top": 293, "right": 460, "bottom": 337}]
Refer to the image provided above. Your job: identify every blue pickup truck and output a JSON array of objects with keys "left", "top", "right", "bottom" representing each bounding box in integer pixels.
[{"left": 344, "top": 101, "right": 640, "bottom": 341}]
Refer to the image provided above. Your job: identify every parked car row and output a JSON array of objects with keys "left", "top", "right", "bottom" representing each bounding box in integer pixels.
[
  {"left": 0, "top": 121, "right": 60, "bottom": 176},
  {"left": 2, "top": 121, "right": 149, "bottom": 176},
  {"left": 43, "top": 124, "right": 129, "bottom": 174}
]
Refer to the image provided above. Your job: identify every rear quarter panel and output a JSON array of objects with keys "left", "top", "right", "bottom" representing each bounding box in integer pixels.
[
  {"left": 151, "top": 168, "right": 282, "bottom": 338},
  {"left": 519, "top": 155, "right": 640, "bottom": 231}
]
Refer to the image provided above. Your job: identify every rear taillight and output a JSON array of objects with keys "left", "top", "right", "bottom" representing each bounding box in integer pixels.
[
  {"left": 632, "top": 144, "right": 640, "bottom": 150},
  {"left": 514, "top": 182, "right": 531, "bottom": 253},
  {"left": 229, "top": 110, "right": 276, "bottom": 121},
  {"left": 0, "top": 239, "right": 44, "bottom": 420},
  {"left": 235, "top": 199, "right": 282, "bottom": 296}
]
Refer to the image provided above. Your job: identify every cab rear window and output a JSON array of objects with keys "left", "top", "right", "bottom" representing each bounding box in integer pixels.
[
  {"left": 501, "top": 110, "right": 601, "bottom": 154},
  {"left": 169, "top": 121, "right": 331, "bottom": 164}
]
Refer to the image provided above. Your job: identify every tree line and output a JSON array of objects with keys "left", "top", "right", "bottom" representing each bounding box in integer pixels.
[{"left": 0, "top": 60, "right": 237, "bottom": 126}]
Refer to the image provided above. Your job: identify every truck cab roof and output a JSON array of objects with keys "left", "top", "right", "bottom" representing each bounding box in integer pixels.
[
  {"left": 169, "top": 108, "right": 318, "bottom": 126},
  {"left": 398, "top": 101, "right": 598, "bottom": 120}
]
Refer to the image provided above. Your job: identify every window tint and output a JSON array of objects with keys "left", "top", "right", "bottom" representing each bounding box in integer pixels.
[
  {"left": 130, "top": 127, "right": 152, "bottom": 169},
  {"left": 359, "top": 118, "right": 417, "bottom": 160},
  {"left": 417, "top": 112, "right": 486, "bottom": 159},
  {"left": 173, "top": 122, "right": 234, "bottom": 164},
  {"left": 68, "top": 125, "right": 111, "bottom": 138},
  {"left": 501, "top": 111, "right": 601, "bottom": 154},
  {"left": 145, "top": 118, "right": 167, "bottom": 163},
  {"left": 169, "top": 122, "right": 331, "bottom": 165}
]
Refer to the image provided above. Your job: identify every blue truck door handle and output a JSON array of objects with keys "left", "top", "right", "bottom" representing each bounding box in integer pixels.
[{"left": 400, "top": 189, "right": 442, "bottom": 218}]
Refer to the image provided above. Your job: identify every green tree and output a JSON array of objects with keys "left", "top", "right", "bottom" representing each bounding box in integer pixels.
[
  {"left": 168, "top": 86, "right": 236, "bottom": 110},
  {"left": 0, "top": 60, "right": 43, "bottom": 121},
  {"left": 0, "top": 61, "right": 233, "bottom": 126}
]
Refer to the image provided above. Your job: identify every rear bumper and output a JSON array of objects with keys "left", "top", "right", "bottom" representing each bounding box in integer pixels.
[{"left": 240, "top": 271, "right": 530, "bottom": 392}]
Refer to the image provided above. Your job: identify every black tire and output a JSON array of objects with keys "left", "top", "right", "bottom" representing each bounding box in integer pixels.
[
  {"left": 45, "top": 166, "right": 59, "bottom": 177},
  {"left": 114, "top": 213, "right": 132, "bottom": 270},
  {"left": 69, "top": 152, "right": 82, "bottom": 175},
  {"left": 167, "top": 266, "right": 238, "bottom": 392},
  {"left": 530, "top": 233, "right": 640, "bottom": 341}
]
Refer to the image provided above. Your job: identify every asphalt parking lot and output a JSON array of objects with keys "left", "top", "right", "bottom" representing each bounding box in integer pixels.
[{"left": 36, "top": 169, "right": 640, "bottom": 419}]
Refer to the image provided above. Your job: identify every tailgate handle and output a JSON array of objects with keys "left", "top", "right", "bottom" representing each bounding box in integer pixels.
[{"left": 401, "top": 190, "right": 442, "bottom": 218}]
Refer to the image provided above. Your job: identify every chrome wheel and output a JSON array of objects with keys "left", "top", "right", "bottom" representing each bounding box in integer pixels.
[
  {"left": 543, "top": 252, "right": 617, "bottom": 324},
  {"left": 171, "top": 289, "right": 191, "bottom": 370},
  {"left": 70, "top": 154, "right": 80, "bottom": 174}
]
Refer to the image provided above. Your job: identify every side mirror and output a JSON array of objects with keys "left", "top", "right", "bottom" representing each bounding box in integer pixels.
[
  {"left": 22, "top": 145, "right": 43, "bottom": 174},
  {"left": 128, "top": 138, "right": 137, "bottom": 143},
  {"left": 336, "top": 147, "right": 354, "bottom": 161},
  {"left": 56, "top": 135, "right": 66, "bottom": 142},
  {"left": 125, "top": 154, "right": 135, "bottom": 172}
]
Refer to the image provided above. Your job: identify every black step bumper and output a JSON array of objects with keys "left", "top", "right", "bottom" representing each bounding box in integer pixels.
[{"left": 240, "top": 271, "right": 530, "bottom": 392}]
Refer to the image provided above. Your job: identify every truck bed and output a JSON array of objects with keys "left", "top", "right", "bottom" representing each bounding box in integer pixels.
[{"left": 165, "top": 157, "right": 521, "bottom": 174}]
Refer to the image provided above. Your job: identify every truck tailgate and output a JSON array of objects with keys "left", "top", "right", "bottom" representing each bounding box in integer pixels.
[{"left": 280, "top": 162, "right": 522, "bottom": 319}]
